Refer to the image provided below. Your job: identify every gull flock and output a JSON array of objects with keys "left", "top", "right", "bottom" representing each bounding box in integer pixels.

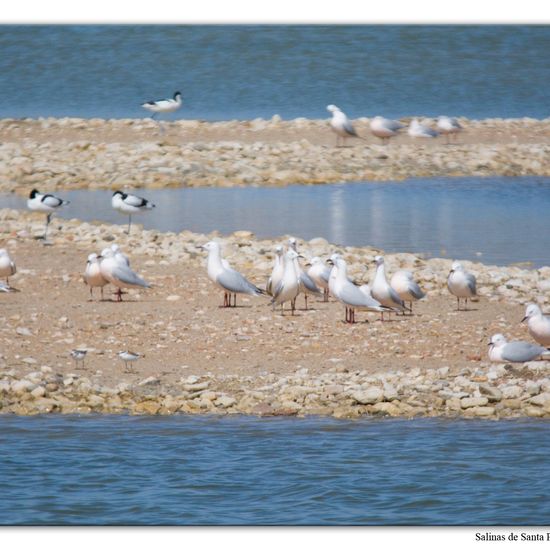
[{"left": 1, "top": 96, "right": 546, "bottom": 370}]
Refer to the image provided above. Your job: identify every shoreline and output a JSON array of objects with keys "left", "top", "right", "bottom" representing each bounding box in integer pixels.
[
  {"left": 2, "top": 117, "right": 550, "bottom": 194},
  {"left": 0, "top": 210, "right": 549, "bottom": 419}
]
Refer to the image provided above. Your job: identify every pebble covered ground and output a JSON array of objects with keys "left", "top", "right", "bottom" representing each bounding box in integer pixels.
[
  {"left": 1, "top": 116, "right": 550, "bottom": 193},
  {"left": 0, "top": 210, "right": 549, "bottom": 419}
]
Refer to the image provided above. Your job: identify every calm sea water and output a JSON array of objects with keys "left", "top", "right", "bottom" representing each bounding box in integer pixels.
[
  {"left": 2, "top": 176, "right": 549, "bottom": 267},
  {"left": 0, "top": 25, "right": 549, "bottom": 120},
  {"left": 0, "top": 415, "right": 549, "bottom": 525}
]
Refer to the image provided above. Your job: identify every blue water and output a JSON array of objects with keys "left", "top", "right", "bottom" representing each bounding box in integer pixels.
[
  {"left": 2, "top": 176, "right": 549, "bottom": 267},
  {"left": 1, "top": 25, "right": 550, "bottom": 120},
  {"left": 0, "top": 415, "right": 548, "bottom": 525}
]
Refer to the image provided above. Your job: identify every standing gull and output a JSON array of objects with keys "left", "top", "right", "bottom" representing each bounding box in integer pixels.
[
  {"left": 84, "top": 253, "right": 109, "bottom": 300},
  {"left": 488, "top": 334, "right": 550, "bottom": 363},
  {"left": 307, "top": 257, "right": 331, "bottom": 302},
  {"left": 99, "top": 248, "right": 151, "bottom": 302},
  {"left": 200, "top": 241, "right": 265, "bottom": 307},
  {"left": 447, "top": 261, "right": 476, "bottom": 310},
  {"left": 390, "top": 270, "right": 426, "bottom": 314},
  {"left": 70, "top": 349, "right": 87, "bottom": 369},
  {"left": 112, "top": 190, "right": 156, "bottom": 234},
  {"left": 270, "top": 249, "right": 301, "bottom": 315},
  {"left": 328, "top": 256, "right": 390, "bottom": 324},
  {"left": 372, "top": 256, "right": 409, "bottom": 319},
  {"left": 326, "top": 104, "right": 361, "bottom": 147},
  {"left": 266, "top": 245, "right": 284, "bottom": 297},
  {"left": 522, "top": 303, "right": 550, "bottom": 347},
  {"left": 288, "top": 238, "right": 322, "bottom": 310},
  {"left": 0, "top": 249, "right": 17, "bottom": 287},
  {"left": 408, "top": 118, "right": 439, "bottom": 139},
  {"left": 370, "top": 116, "right": 405, "bottom": 144},
  {"left": 27, "top": 189, "right": 70, "bottom": 240},
  {"left": 437, "top": 116, "right": 462, "bottom": 144}
]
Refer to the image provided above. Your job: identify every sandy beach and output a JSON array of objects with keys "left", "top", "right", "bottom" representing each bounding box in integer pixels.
[
  {"left": 0, "top": 209, "right": 549, "bottom": 418},
  {"left": 1, "top": 117, "right": 550, "bottom": 193}
]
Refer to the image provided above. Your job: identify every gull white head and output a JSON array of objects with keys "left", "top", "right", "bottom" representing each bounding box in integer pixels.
[
  {"left": 489, "top": 333, "right": 507, "bottom": 348},
  {"left": 326, "top": 104, "right": 340, "bottom": 114},
  {"left": 374, "top": 255, "right": 384, "bottom": 266},
  {"left": 522, "top": 303, "right": 543, "bottom": 322},
  {"left": 99, "top": 247, "right": 114, "bottom": 259},
  {"left": 285, "top": 249, "right": 300, "bottom": 262},
  {"left": 275, "top": 245, "right": 284, "bottom": 255},
  {"left": 87, "top": 253, "right": 99, "bottom": 263},
  {"left": 288, "top": 237, "right": 298, "bottom": 252},
  {"left": 450, "top": 261, "right": 463, "bottom": 273},
  {"left": 0, "top": 248, "right": 8, "bottom": 257}
]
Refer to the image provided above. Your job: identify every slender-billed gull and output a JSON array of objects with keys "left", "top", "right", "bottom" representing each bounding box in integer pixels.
[
  {"left": 119, "top": 351, "right": 140, "bottom": 371},
  {"left": 70, "top": 349, "right": 87, "bottom": 369},
  {"left": 522, "top": 303, "right": 550, "bottom": 347},
  {"left": 288, "top": 238, "right": 321, "bottom": 309},
  {"left": 200, "top": 241, "right": 265, "bottom": 307},
  {"left": 307, "top": 256, "right": 331, "bottom": 302},
  {"left": 408, "top": 118, "right": 439, "bottom": 139},
  {"left": 488, "top": 334, "right": 550, "bottom": 363},
  {"left": 370, "top": 116, "right": 405, "bottom": 144},
  {"left": 112, "top": 190, "right": 156, "bottom": 234},
  {"left": 437, "top": 116, "right": 462, "bottom": 144},
  {"left": 327, "top": 104, "right": 361, "bottom": 147},
  {"left": 84, "top": 253, "right": 109, "bottom": 300},
  {"left": 328, "top": 256, "right": 390, "bottom": 324},
  {"left": 390, "top": 270, "right": 426, "bottom": 314},
  {"left": 99, "top": 248, "right": 151, "bottom": 302},
  {"left": 372, "top": 256, "right": 409, "bottom": 319},
  {"left": 27, "top": 189, "right": 70, "bottom": 240},
  {"left": 266, "top": 245, "right": 284, "bottom": 297},
  {"left": 447, "top": 261, "right": 476, "bottom": 310},
  {"left": 141, "top": 91, "right": 182, "bottom": 119},
  {"left": 0, "top": 249, "right": 16, "bottom": 286},
  {"left": 270, "top": 249, "right": 301, "bottom": 315}
]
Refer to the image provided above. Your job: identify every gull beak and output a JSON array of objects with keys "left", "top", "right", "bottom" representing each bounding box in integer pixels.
[
  {"left": 327, "top": 259, "right": 334, "bottom": 265},
  {"left": 521, "top": 316, "right": 528, "bottom": 323},
  {"left": 487, "top": 342, "right": 492, "bottom": 346},
  {"left": 298, "top": 254, "right": 305, "bottom": 259},
  {"left": 196, "top": 245, "right": 205, "bottom": 250},
  {"left": 97, "top": 255, "right": 103, "bottom": 260}
]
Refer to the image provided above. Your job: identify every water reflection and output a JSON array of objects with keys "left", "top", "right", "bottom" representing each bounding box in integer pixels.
[{"left": 1, "top": 177, "right": 549, "bottom": 267}]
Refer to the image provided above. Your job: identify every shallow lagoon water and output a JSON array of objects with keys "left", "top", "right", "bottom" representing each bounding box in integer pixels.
[
  {"left": 0, "top": 415, "right": 549, "bottom": 525},
  {"left": 2, "top": 176, "right": 549, "bottom": 267}
]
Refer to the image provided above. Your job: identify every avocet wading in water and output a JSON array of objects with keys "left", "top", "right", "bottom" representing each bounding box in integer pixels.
[
  {"left": 141, "top": 91, "right": 183, "bottom": 119},
  {"left": 27, "top": 189, "right": 70, "bottom": 241},
  {"left": 111, "top": 190, "right": 156, "bottom": 234}
]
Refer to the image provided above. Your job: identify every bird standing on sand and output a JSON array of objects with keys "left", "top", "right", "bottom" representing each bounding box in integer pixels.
[
  {"left": 111, "top": 190, "right": 155, "bottom": 234},
  {"left": 488, "top": 334, "right": 550, "bottom": 363},
  {"left": 266, "top": 245, "right": 284, "bottom": 297},
  {"left": 307, "top": 256, "right": 331, "bottom": 302},
  {"left": 0, "top": 249, "right": 17, "bottom": 287},
  {"left": 70, "top": 349, "right": 87, "bottom": 369},
  {"left": 326, "top": 104, "right": 361, "bottom": 147},
  {"left": 370, "top": 116, "right": 405, "bottom": 144},
  {"left": 447, "top": 261, "right": 477, "bottom": 310},
  {"left": 328, "top": 256, "right": 390, "bottom": 324},
  {"left": 371, "top": 256, "right": 409, "bottom": 319},
  {"left": 270, "top": 249, "right": 301, "bottom": 315},
  {"left": 27, "top": 189, "right": 70, "bottom": 240},
  {"left": 287, "top": 238, "right": 322, "bottom": 310},
  {"left": 437, "top": 116, "right": 462, "bottom": 144},
  {"left": 408, "top": 118, "right": 439, "bottom": 139},
  {"left": 390, "top": 270, "right": 426, "bottom": 314},
  {"left": 200, "top": 241, "right": 265, "bottom": 308},
  {"left": 119, "top": 351, "right": 140, "bottom": 371},
  {"left": 522, "top": 303, "right": 550, "bottom": 347},
  {"left": 84, "top": 253, "right": 109, "bottom": 300},
  {"left": 99, "top": 248, "right": 151, "bottom": 302},
  {"left": 141, "top": 91, "right": 182, "bottom": 119}
]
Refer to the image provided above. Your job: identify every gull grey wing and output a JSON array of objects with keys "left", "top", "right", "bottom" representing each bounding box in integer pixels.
[
  {"left": 502, "top": 342, "right": 545, "bottom": 363},
  {"left": 266, "top": 276, "right": 273, "bottom": 296},
  {"left": 300, "top": 272, "right": 322, "bottom": 294},
  {"left": 388, "top": 120, "right": 405, "bottom": 131},
  {"left": 217, "top": 269, "right": 262, "bottom": 296},
  {"left": 343, "top": 120, "right": 358, "bottom": 136},
  {"left": 408, "top": 281, "right": 426, "bottom": 300},
  {"left": 111, "top": 264, "right": 151, "bottom": 288},
  {"left": 465, "top": 273, "right": 477, "bottom": 295},
  {"left": 320, "top": 267, "right": 331, "bottom": 283},
  {"left": 389, "top": 285, "right": 407, "bottom": 309},
  {"left": 339, "top": 283, "right": 383, "bottom": 310}
]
